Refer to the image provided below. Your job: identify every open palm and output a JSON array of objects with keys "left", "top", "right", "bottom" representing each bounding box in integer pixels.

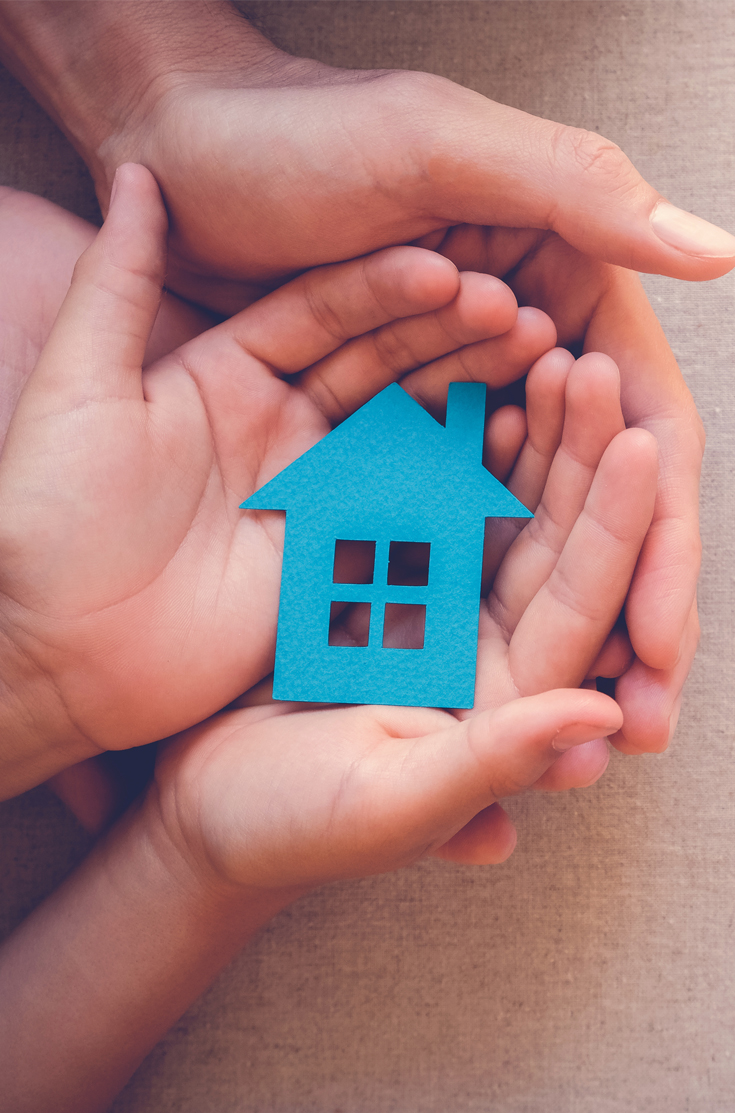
[
  {"left": 0, "top": 165, "right": 560, "bottom": 791},
  {"left": 150, "top": 345, "right": 657, "bottom": 887}
]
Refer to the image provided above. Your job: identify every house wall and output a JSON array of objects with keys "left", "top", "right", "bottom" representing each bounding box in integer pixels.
[
  {"left": 1, "top": 4, "right": 734, "bottom": 1112},
  {"left": 274, "top": 512, "right": 485, "bottom": 707}
]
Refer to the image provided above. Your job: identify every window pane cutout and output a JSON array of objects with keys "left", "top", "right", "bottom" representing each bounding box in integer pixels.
[
  {"left": 328, "top": 602, "right": 371, "bottom": 646},
  {"left": 387, "top": 541, "right": 430, "bottom": 586},
  {"left": 382, "top": 603, "right": 426, "bottom": 649},
  {"left": 332, "top": 539, "right": 375, "bottom": 584},
  {"left": 328, "top": 539, "right": 430, "bottom": 649}
]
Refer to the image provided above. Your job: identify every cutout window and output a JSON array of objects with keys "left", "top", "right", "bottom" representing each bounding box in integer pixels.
[
  {"left": 387, "top": 541, "right": 431, "bottom": 586},
  {"left": 382, "top": 603, "right": 426, "bottom": 650},
  {"left": 332, "top": 539, "right": 375, "bottom": 584},
  {"left": 328, "top": 601, "right": 371, "bottom": 646},
  {"left": 329, "top": 539, "right": 429, "bottom": 649}
]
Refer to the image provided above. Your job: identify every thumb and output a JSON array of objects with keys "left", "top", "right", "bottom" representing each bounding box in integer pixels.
[
  {"left": 398, "top": 688, "right": 622, "bottom": 835},
  {"left": 409, "top": 78, "right": 735, "bottom": 280},
  {"left": 19, "top": 162, "right": 167, "bottom": 410}
]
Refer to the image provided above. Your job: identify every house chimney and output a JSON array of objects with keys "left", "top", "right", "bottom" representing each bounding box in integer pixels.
[{"left": 443, "top": 382, "right": 487, "bottom": 464}]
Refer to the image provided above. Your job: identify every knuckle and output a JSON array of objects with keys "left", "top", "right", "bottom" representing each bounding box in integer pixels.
[
  {"left": 548, "top": 571, "right": 605, "bottom": 624},
  {"left": 524, "top": 506, "right": 567, "bottom": 558},
  {"left": 302, "top": 279, "right": 347, "bottom": 345},
  {"left": 302, "top": 372, "right": 349, "bottom": 426},
  {"left": 376, "top": 69, "right": 453, "bottom": 109},
  {"left": 370, "top": 326, "right": 419, "bottom": 373},
  {"left": 552, "top": 125, "right": 639, "bottom": 195}
]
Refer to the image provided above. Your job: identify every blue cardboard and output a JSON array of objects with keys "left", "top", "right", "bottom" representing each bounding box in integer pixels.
[{"left": 241, "top": 382, "right": 532, "bottom": 708}]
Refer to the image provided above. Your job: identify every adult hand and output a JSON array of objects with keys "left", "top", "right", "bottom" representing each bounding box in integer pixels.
[
  {"left": 430, "top": 229, "right": 704, "bottom": 754},
  {"left": 0, "top": 164, "right": 555, "bottom": 798},
  {"left": 0, "top": 1, "right": 720, "bottom": 752},
  {"left": 1, "top": 4, "right": 730, "bottom": 306}
]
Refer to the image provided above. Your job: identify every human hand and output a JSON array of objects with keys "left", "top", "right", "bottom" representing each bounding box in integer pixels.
[
  {"left": 41, "top": 345, "right": 650, "bottom": 836},
  {"left": 0, "top": 3, "right": 720, "bottom": 756},
  {"left": 0, "top": 693, "right": 623, "bottom": 1113},
  {"left": 306, "top": 343, "right": 659, "bottom": 794},
  {"left": 0, "top": 349, "right": 655, "bottom": 1111},
  {"left": 0, "top": 184, "right": 215, "bottom": 449},
  {"left": 1, "top": 0, "right": 714, "bottom": 755},
  {"left": 0, "top": 164, "right": 557, "bottom": 798},
  {"left": 2, "top": 3, "right": 733, "bottom": 306},
  {"left": 0, "top": 183, "right": 214, "bottom": 821},
  {"left": 149, "top": 689, "right": 623, "bottom": 892},
  {"left": 429, "top": 227, "right": 703, "bottom": 754},
  {"left": 44, "top": 8, "right": 731, "bottom": 311},
  {"left": 0, "top": 282, "right": 656, "bottom": 1113},
  {"left": 155, "top": 342, "right": 656, "bottom": 877}
]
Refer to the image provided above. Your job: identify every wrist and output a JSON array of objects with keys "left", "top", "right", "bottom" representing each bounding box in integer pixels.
[
  {"left": 0, "top": 772, "right": 301, "bottom": 1112},
  {"left": 0, "top": 1, "right": 291, "bottom": 199},
  {"left": 0, "top": 625, "right": 99, "bottom": 800},
  {"left": 139, "top": 778, "right": 306, "bottom": 921}
]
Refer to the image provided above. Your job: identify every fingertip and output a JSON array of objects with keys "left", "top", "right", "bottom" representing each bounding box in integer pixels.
[
  {"left": 471, "top": 690, "right": 622, "bottom": 788},
  {"left": 514, "top": 304, "right": 557, "bottom": 350},
  {"left": 618, "top": 424, "right": 659, "bottom": 457},
  {"left": 609, "top": 428, "right": 660, "bottom": 511},
  {"left": 488, "top": 808, "right": 518, "bottom": 863},
  {"left": 527, "top": 345, "right": 575, "bottom": 386},
  {"left": 608, "top": 658, "right": 680, "bottom": 754},
  {"left": 46, "top": 756, "right": 120, "bottom": 836},
  {"left": 374, "top": 245, "right": 460, "bottom": 313},
  {"left": 610, "top": 705, "right": 675, "bottom": 754},
  {"left": 538, "top": 124, "right": 735, "bottom": 278},
  {"left": 38, "top": 161, "right": 169, "bottom": 400},
  {"left": 649, "top": 201, "right": 735, "bottom": 277},
  {"left": 106, "top": 162, "right": 167, "bottom": 225},
  {"left": 534, "top": 737, "right": 610, "bottom": 791},
  {"left": 586, "top": 628, "right": 634, "bottom": 681},
  {"left": 451, "top": 271, "right": 518, "bottom": 335},
  {"left": 80, "top": 163, "right": 168, "bottom": 299},
  {"left": 602, "top": 426, "right": 659, "bottom": 496},
  {"left": 432, "top": 803, "right": 518, "bottom": 865},
  {"left": 608, "top": 724, "right": 669, "bottom": 755},
  {"left": 567, "top": 351, "right": 621, "bottom": 402}
]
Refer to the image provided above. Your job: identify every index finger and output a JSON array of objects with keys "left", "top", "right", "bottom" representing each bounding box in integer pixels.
[{"left": 221, "top": 246, "right": 460, "bottom": 373}]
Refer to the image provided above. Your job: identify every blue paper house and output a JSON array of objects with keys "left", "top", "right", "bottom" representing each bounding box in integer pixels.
[{"left": 241, "top": 382, "right": 532, "bottom": 709}]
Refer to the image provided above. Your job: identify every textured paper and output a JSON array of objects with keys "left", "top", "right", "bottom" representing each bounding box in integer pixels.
[{"left": 242, "top": 382, "right": 531, "bottom": 707}]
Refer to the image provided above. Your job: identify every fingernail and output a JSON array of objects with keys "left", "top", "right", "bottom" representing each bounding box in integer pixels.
[
  {"left": 552, "top": 723, "right": 618, "bottom": 752},
  {"left": 650, "top": 201, "right": 735, "bottom": 258},
  {"left": 109, "top": 167, "right": 120, "bottom": 208},
  {"left": 667, "top": 698, "right": 682, "bottom": 746}
]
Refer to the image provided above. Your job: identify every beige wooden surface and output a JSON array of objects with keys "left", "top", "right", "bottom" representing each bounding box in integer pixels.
[{"left": 1, "top": 3, "right": 734, "bottom": 1110}]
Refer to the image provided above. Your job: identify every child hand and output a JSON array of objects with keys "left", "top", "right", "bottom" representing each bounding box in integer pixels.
[
  {"left": 151, "top": 688, "right": 623, "bottom": 890},
  {"left": 145, "top": 349, "right": 656, "bottom": 887},
  {"left": 331, "top": 343, "right": 657, "bottom": 719},
  {"left": 0, "top": 165, "right": 555, "bottom": 797}
]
